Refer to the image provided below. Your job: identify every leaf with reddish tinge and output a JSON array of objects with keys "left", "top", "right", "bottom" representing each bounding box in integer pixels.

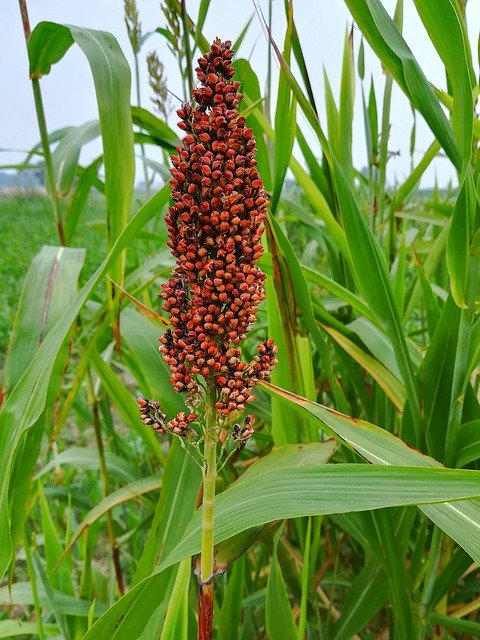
[{"left": 3, "top": 246, "right": 84, "bottom": 392}]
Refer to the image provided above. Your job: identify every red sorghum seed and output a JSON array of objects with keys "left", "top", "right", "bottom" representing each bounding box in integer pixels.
[{"left": 148, "top": 39, "right": 278, "bottom": 432}]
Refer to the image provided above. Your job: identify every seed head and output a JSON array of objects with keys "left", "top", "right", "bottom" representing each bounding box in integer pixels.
[
  {"left": 137, "top": 397, "right": 197, "bottom": 437},
  {"left": 157, "top": 38, "right": 277, "bottom": 429}
]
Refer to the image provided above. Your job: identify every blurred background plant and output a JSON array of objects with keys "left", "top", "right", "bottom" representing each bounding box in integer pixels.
[{"left": 1, "top": 0, "right": 480, "bottom": 638}]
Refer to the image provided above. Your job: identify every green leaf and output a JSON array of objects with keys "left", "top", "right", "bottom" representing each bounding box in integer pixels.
[
  {"left": 322, "top": 325, "right": 405, "bottom": 411},
  {"left": 35, "top": 446, "right": 140, "bottom": 483},
  {"left": 33, "top": 552, "right": 71, "bottom": 640},
  {"left": 39, "top": 491, "right": 74, "bottom": 597},
  {"left": 330, "top": 560, "right": 387, "bottom": 640},
  {"left": 422, "top": 295, "right": 466, "bottom": 461},
  {"left": 0, "top": 582, "right": 107, "bottom": 617},
  {"left": 456, "top": 420, "right": 480, "bottom": 467},
  {"left": 121, "top": 307, "right": 186, "bottom": 419},
  {"left": 67, "top": 476, "right": 162, "bottom": 553},
  {"left": 29, "top": 20, "right": 135, "bottom": 337},
  {"left": 271, "top": 8, "right": 296, "bottom": 213},
  {"left": 234, "top": 59, "right": 272, "bottom": 190},
  {"left": 265, "top": 525, "right": 299, "bottom": 640},
  {"left": 80, "top": 572, "right": 170, "bottom": 639},
  {"left": 232, "top": 15, "right": 254, "bottom": 53},
  {"left": 0, "top": 621, "right": 60, "bottom": 638},
  {"left": 413, "top": 0, "right": 474, "bottom": 170},
  {"left": 89, "top": 427, "right": 480, "bottom": 638},
  {"left": 162, "top": 464, "right": 480, "bottom": 572},
  {"left": 429, "top": 612, "right": 480, "bottom": 636},
  {"left": 194, "top": 0, "right": 210, "bottom": 53},
  {"left": 2, "top": 244, "right": 84, "bottom": 583},
  {"left": 235, "top": 441, "right": 338, "bottom": 482},
  {"left": 245, "top": 97, "right": 347, "bottom": 256},
  {"left": 82, "top": 443, "right": 335, "bottom": 637},
  {"left": 65, "top": 156, "right": 103, "bottom": 243},
  {"left": 159, "top": 558, "right": 190, "bottom": 640},
  {"left": 131, "top": 106, "right": 180, "bottom": 151},
  {"left": 261, "top": 383, "right": 480, "bottom": 566},
  {"left": 218, "top": 556, "right": 246, "bottom": 640},
  {"left": 367, "top": 79, "right": 379, "bottom": 159},
  {"left": 330, "top": 157, "right": 421, "bottom": 442},
  {"left": 3, "top": 245, "right": 85, "bottom": 392},
  {"left": 339, "top": 27, "right": 355, "bottom": 182},
  {"left": 51, "top": 120, "right": 100, "bottom": 196},
  {"left": 446, "top": 174, "right": 475, "bottom": 308},
  {"left": 324, "top": 71, "right": 339, "bottom": 154},
  {"left": 358, "top": 37, "right": 365, "bottom": 80},
  {"left": 267, "top": 214, "right": 347, "bottom": 413},
  {"left": 415, "top": 254, "right": 441, "bottom": 337},
  {"left": 287, "top": 6, "right": 317, "bottom": 114},
  {"left": 265, "top": 243, "right": 300, "bottom": 446},
  {"left": 430, "top": 547, "right": 472, "bottom": 606}
]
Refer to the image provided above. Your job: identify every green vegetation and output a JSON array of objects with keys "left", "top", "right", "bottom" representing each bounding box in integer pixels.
[
  {"left": 2, "top": 0, "right": 480, "bottom": 638},
  {"left": 0, "top": 195, "right": 105, "bottom": 360}
]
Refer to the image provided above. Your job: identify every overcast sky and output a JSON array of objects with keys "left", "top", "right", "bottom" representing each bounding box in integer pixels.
[{"left": 2, "top": 0, "right": 480, "bottom": 188}]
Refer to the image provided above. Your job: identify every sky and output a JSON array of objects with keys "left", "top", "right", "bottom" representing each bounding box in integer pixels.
[{"left": 2, "top": 0, "right": 480, "bottom": 188}]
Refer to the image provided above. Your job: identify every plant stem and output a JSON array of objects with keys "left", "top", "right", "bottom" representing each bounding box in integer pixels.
[
  {"left": 18, "top": 0, "right": 65, "bottom": 245},
  {"left": 180, "top": 0, "right": 194, "bottom": 100},
  {"left": 418, "top": 525, "right": 443, "bottom": 639},
  {"left": 88, "top": 373, "right": 125, "bottom": 596},
  {"left": 24, "top": 527, "right": 46, "bottom": 640},
  {"left": 134, "top": 53, "right": 150, "bottom": 196},
  {"left": 198, "top": 383, "right": 218, "bottom": 640},
  {"left": 265, "top": 0, "right": 273, "bottom": 123}
]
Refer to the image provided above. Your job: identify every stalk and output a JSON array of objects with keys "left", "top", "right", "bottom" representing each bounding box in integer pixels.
[
  {"left": 418, "top": 525, "right": 443, "bottom": 639},
  {"left": 88, "top": 373, "right": 125, "bottom": 596},
  {"left": 134, "top": 53, "right": 151, "bottom": 197},
  {"left": 24, "top": 528, "right": 46, "bottom": 640},
  {"left": 179, "top": 0, "right": 194, "bottom": 99},
  {"left": 18, "top": 0, "right": 65, "bottom": 245},
  {"left": 198, "top": 383, "right": 218, "bottom": 640},
  {"left": 265, "top": 0, "right": 273, "bottom": 122},
  {"left": 376, "top": 73, "right": 392, "bottom": 240}
]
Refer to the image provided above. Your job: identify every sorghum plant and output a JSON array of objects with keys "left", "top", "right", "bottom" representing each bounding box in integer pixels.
[
  {"left": 147, "top": 50, "right": 171, "bottom": 121},
  {"left": 138, "top": 38, "right": 277, "bottom": 639}
]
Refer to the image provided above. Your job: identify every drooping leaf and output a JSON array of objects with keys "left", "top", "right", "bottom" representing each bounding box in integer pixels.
[
  {"left": 66, "top": 476, "right": 162, "bottom": 553},
  {"left": 3, "top": 246, "right": 85, "bottom": 392},
  {"left": 29, "top": 20, "right": 135, "bottom": 341},
  {"left": 261, "top": 383, "right": 480, "bottom": 565}
]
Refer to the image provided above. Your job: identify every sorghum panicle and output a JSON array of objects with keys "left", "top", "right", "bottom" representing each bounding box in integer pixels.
[{"left": 153, "top": 38, "right": 277, "bottom": 434}]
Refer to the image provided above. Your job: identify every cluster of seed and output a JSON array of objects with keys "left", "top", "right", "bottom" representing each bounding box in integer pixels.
[
  {"left": 137, "top": 397, "right": 167, "bottom": 433},
  {"left": 137, "top": 397, "right": 196, "bottom": 437},
  {"left": 158, "top": 38, "right": 277, "bottom": 426},
  {"left": 232, "top": 414, "right": 255, "bottom": 442},
  {"left": 167, "top": 411, "right": 197, "bottom": 436}
]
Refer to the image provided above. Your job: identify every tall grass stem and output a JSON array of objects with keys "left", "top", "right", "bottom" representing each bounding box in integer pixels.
[
  {"left": 23, "top": 528, "right": 46, "bottom": 640},
  {"left": 134, "top": 54, "right": 151, "bottom": 196},
  {"left": 18, "top": 0, "right": 65, "bottom": 245},
  {"left": 198, "top": 383, "right": 218, "bottom": 639},
  {"left": 88, "top": 373, "right": 125, "bottom": 596}
]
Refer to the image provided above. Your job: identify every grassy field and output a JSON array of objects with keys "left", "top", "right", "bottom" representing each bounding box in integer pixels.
[{"left": 0, "top": 193, "right": 105, "bottom": 360}]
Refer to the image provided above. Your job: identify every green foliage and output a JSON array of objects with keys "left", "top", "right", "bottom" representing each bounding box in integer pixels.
[{"left": 3, "top": 1, "right": 480, "bottom": 638}]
